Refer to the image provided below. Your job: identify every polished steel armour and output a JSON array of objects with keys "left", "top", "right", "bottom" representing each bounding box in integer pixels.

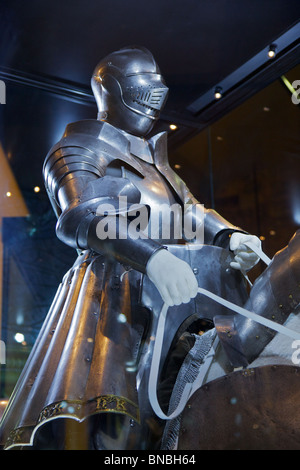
[{"left": 1, "top": 46, "right": 298, "bottom": 451}]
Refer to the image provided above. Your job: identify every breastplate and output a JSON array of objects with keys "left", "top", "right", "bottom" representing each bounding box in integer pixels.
[{"left": 121, "top": 163, "right": 183, "bottom": 244}]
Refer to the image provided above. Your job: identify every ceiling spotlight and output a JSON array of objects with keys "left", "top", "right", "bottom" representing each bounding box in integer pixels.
[
  {"left": 214, "top": 87, "right": 223, "bottom": 99},
  {"left": 268, "top": 44, "right": 277, "bottom": 58},
  {"left": 34, "top": 186, "right": 40, "bottom": 193},
  {"left": 6, "top": 191, "right": 12, "bottom": 197},
  {"left": 169, "top": 124, "right": 177, "bottom": 131}
]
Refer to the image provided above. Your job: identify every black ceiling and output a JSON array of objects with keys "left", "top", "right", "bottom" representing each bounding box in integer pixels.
[
  {"left": 1, "top": 0, "right": 299, "bottom": 100},
  {"left": 1, "top": 1, "right": 299, "bottom": 128}
]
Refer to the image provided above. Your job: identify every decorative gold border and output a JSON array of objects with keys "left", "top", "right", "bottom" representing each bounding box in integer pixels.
[
  {"left": 38, "top": 394, "right": 140, "bottom": 424},
  {"left": 4, "top": 394, "right": 140, "bottom": 449}
]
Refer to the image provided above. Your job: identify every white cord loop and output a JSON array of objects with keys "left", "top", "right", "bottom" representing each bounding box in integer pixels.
[{"left": 148, "top": 244, "right": 299, "bottom": 420}]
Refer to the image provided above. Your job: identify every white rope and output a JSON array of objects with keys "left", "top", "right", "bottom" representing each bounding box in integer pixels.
[{"left": 244, "top": 241, "right": 272, "bottom": 266}]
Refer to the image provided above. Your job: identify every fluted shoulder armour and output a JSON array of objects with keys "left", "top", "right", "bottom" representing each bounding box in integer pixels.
[{"left": 43, "top": 119, "right": 151, "bottom": 210}]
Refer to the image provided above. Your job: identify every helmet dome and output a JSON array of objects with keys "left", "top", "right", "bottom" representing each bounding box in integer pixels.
[{"left": 91, "top": 46, "right": 169, "bottom": 136}]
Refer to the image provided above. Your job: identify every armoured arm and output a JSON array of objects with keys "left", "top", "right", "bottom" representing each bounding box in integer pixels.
[
  {"left": 204, "top": 208, "right": 245, "bottom": 246},
  {"left": 44, "top": 146, "right": 163, "bottom": 273},
  {"left": 182, "top": 193, "right": 246, "bottom": 247},
  {"left": 47, "top": 168, "right": 199, "bottom": 305},
  {"left": 183, "top": 195, "right": 260, "bottom": 271},
  {"left": 63, "top": 177, "right": 165, "bottom": 273}
]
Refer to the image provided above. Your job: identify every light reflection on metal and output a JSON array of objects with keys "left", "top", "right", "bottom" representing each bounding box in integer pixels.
[
  {"left": 0, "top": 399, "right": 8, "bottom": 421},
  {"left": 118, "top": 313, "right": 127, "bottom": 323}
]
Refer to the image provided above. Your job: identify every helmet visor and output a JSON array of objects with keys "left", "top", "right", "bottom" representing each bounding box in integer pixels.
[{"left": 121, "top": 73, "right": 169, "bottom": 120}]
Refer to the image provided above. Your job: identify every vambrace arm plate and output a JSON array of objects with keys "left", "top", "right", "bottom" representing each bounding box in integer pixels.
[
  {"left": 182, "top": 201, "right": 247, "bottom": 247},
  {"left": 203, "top": 208, "right": 247, "bottom": 247},
  {"left": 54, "top": 174, "right": 163, "bottom": 273}
]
